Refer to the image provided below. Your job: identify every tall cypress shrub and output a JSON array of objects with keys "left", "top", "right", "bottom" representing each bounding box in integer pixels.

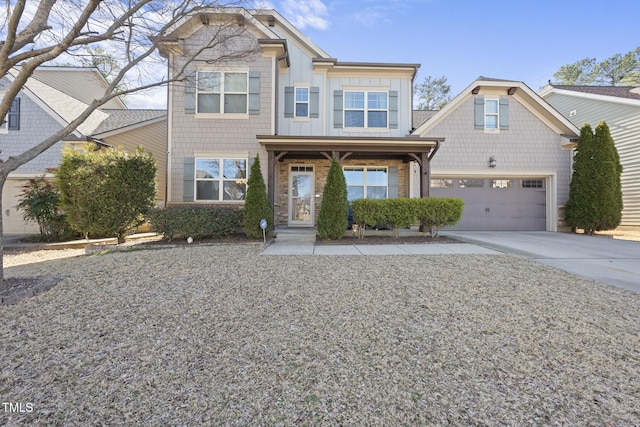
[
  {"left": 592, "top": 121, "right": 623, "bottom": 230},
  {"left": 565, "top": 122, "right": 623, "bottom": 234},
  {"left": 243, "top": 154, "right": 273, "bottom": 239},
  {"left": 317, "top": 154, "right": 348, "bottom": 239}
]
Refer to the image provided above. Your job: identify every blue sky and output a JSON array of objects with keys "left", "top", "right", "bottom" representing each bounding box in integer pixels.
[{"left": 262, "top": 0, "right": 640, "bottom": 96}]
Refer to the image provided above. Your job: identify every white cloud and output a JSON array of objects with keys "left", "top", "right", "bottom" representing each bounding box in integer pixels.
[{"left": 279, "top": 0, "right": 330, "bottom": 30}]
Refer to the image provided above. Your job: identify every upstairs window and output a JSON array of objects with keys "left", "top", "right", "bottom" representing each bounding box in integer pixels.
[
  {"left": 196, "top": 71, "right": 248, "bottom": 114},
  {"left": 295, "top": 87, "right": 309, "bottom": 117},
  {"left": 344, "top": 91, "right": 388, "bottom": 128},
  {"left": 485, "top": 99, "right": 499, "bottom": 129}
]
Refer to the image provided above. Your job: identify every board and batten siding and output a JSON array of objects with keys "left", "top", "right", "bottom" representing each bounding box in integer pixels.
[{"left": 544, "top": 93, "right": 640, "bottom": 227}]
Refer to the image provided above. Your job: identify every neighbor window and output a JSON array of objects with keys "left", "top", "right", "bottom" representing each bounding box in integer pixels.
[
  {"left": 431, "top": 179, "right": 453, "bottom": 188},
  {"left": 344, "top": 91, "right": 388, "bottom": 128},
  {"left": 196, "top": 71, "right": 248, "bottom": 114},
  {"left": 485, "top": 99, "right": 499, "bottom": 129},
  {"left": 491, "top": 179, "right": 513, "bottom": 189},
  {"left": 344, "top": 167, "right": 388, "bottom": 201},
  {"left": 459, "top": 179, "right": 484, "bottom": 188},
  {"left": 521, "top": 179, "right": 544, "bottom": 189},
  {"left": 195, "top": 158, "right": 247, "bottom": 201},
  {"left": 295, "top": 87, "right": 309, "bottom": 117}
]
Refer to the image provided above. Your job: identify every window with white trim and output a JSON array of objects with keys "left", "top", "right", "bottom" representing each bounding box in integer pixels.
[
  {"left": 295, "top": 87, "right": 309, "bottom": 118},
  {"left": 344, "top": 167, "right": 388, "bottom": 201},
  {"left": 196, "top": 71, "right": 248, "bottom": 114},
  {"left": 344, "top": 91, "right": 388, "bottom": 128},
  {"left": 0, "top": 93, "right": 7, "bottom": 133},
  {"left": 195, "top": 158, "right": 247, "bottom": 201},
  {"left": 485, "top": 99, "right": 499, "bottom": 130}
]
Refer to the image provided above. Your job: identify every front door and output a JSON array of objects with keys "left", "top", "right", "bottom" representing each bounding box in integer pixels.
[{"left": 289, "top": 167, "right": 314, "bottom": 226}]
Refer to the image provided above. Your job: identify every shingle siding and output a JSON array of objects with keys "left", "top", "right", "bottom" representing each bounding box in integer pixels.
[
  {"left": 168, "top": 26, "right": 272, "bottom": 202},
  {"left": 422, "top": 96, "right": 572, "bottom": 205}
]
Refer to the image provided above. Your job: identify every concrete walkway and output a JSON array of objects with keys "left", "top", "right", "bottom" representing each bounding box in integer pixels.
[{"left": 262, "top": 228, "right": 640, "bottom": 293}]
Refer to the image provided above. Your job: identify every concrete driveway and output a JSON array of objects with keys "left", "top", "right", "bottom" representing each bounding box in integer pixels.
[{"left": 445, "top": 231, "right": 640, "bottom": 293}]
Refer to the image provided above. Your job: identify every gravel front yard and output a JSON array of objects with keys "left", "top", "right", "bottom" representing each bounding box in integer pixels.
[{"left": 1, "top": 244, "right": 639, "bottom": 425}]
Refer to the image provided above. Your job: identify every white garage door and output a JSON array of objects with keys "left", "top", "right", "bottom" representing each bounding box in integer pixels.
[
  {"left": 3, "top": 179, "right": 40, "bottom": 234},
  {"left": 430, "top": 177, "right": 546, "bottom": 231}
]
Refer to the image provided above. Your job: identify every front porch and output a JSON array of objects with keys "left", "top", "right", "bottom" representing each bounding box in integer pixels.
[{"left": 257, "top": 135, "right": 444, "bottom": 227}]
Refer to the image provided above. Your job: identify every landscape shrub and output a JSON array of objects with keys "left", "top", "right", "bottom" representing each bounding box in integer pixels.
[
  {"left": 384, "top": 198, "right": 417, "bottom": 238},
  {"left": 351, "top": 197, "right": 464, "bottom": 238},
  {"left": 56, "top": 145, "right": 156, "bottom": 242},
  {"left": 243, "top": 154, "right": 273, "bottom": 239},
  {"left": 317, "top": 154, "right": 349, "bottom": 240},
  {"left": 16, "top": 174, "right": 76, "bottom": 241},
  {"left": 565, "top": 122, "right": 623, "bottom": 234},
  {"left": 147, "top": 205, "right": 243, "bottom": 240},
  {"left": 414, "top": 197, "right": 464, "bottom": 237}
]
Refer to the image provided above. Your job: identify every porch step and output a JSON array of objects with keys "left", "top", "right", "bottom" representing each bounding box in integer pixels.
[{"left": 274, "top": 227, "right": 317, "bottom": 243}]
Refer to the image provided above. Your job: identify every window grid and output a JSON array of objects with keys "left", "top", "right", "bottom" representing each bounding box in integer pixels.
[
  {"left": 344, "top": 167, "right": 388, "bottom": 201},
  {"left": 195, "top": 158, "right": 247, "bottom": 201},
  {"left": 295, "top": 87, "right": 309, "bottom": 118},
  {"left": 344, "top": 91, "right": 388, "bottom": 128},
  {"left": 196, "top": 71, "right": 248, "bottom": 115},
  {"left": 485, "top": 99, "right": 499, "bottom": 129}
]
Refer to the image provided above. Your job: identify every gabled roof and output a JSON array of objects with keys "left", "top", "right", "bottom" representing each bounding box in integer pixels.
[
  {"left": 29, "top": 66, "right": 126, "bottom": 109},
  {"left": 412, "top": 110, "right": 438, "bottom": 130},
  {"left": 540, "top": 84, "right": 640, "bottom": 106},
  {"left": 91, "top": 109, "right": 166, "bottom": 137},
  {"left": 413, "top": 77, "right": 580, "bottom": 138},
  {"left": 6, "top": 66, "right": 164, "bottom": 139}
]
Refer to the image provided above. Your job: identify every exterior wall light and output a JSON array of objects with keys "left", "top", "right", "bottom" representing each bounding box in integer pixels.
[{"left": 489, "top": 156, "right": 497, "bottom": 168}]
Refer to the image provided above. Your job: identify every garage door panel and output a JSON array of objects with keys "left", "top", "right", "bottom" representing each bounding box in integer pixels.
[{"left": 431, "top": 178, "right": 546, "bottom": 231}]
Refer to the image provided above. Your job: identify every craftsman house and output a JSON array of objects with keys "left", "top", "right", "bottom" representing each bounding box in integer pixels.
[
  {"left": 0, "top": 66, "right": 167, "bottom": 233},
  {"left": 540, "top": 84, "right": 640, "bottom": 227},
  {"left": 160, "top": 8, "right": 579, "bottom": 231}
]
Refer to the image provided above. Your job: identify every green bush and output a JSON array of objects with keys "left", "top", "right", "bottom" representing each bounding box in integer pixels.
[
  {"left": 317, "top": 154, "right": 349, "bottom": 240},
  {"left": 56, "top": 145, "right": 157, "bottom": 242},
  {"left": 565, "top": 122, "right": 622, "bottom": 234},
  {"left": 351, "top": 197, "right": 464, "bottom": 238},
  {"left": 16, "top": 173, "right": 76, "bottom": 241},
  {"left": 351, "top": 199, "right": 387, "bottom": 238},
  {"left": 243, "top": 154, "right": 273, "bottom": 239},
  {"left": 414, "top": 197, "right": 464, "bottom": 237},
  {"left": 384, "top": 198, "right": 416, "bottom": 238},
  {"left": 147, "top": 205, "right": 243, "bottom": 240}
]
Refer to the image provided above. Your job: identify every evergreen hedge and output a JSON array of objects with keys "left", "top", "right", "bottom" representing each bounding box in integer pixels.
[
  {"left": 317, "top": 154, "right": 349, "bottom": 240},
  {"left": 351, "top": 197, "right": 464, "bottom": 238},
  {"left": 56, "top": 146, "right": 157, "bottom": 242},
  {"left": 565, "top": 122, "right": 623, "bottom": 234},
  {"left": 243, "top": 154, "right": 273, "bottom": 239},
  {"left": 147, "top": 206, "right": 243, "bottom": 240}
]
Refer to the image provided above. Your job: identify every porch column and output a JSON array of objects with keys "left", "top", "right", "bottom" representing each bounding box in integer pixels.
[
  {"left": 420, "top": 151, "right": 430, "bottom": 198},
  {"left": 267, "top": 150, "right": 275, "bottom": 224}
]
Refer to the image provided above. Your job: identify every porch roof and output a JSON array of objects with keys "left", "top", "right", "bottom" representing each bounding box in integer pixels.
[{"left": 256, "top": 135, "right": 444, "bottom": 155}]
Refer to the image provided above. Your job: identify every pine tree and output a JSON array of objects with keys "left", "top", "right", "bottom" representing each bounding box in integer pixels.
[
  {"left": 565, "top": 122, "right": 623, "bottom": 234},
  {"left": 243, "top": 154, "right": 273, "bottom": 239},
  {"left": 317, "top": 154, "right": 348, "bottom": 240}
]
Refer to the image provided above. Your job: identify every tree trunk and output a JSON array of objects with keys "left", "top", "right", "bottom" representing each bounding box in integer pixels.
[{"left": 0, "top": 174, "right": 7, "bottom": 283}]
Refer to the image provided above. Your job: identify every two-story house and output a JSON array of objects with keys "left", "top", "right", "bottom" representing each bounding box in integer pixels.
[
  {"left": 0, "top": 66, "right": 167, "bottom": 234},
  {"left": 160, "top": 8, "right": 442, "bottom": 228},
  {"left": 161, "top": 8, "right": 579, "bottom": 232}
]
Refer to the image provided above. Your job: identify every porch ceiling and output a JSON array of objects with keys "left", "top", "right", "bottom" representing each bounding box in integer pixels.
[{"left": 256, "top": 135, "right": 445, "bottom": 156}]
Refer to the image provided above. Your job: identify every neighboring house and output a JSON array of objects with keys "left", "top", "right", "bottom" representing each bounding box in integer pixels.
[
  {"left": 413, "top": 78, "right": 579, "bottom": 231},
  {"left": 160, "top": 8, "right": 579, "bottom": 232},
  {"left": 0, "top": 66, "right": 167, "bottom": 234},
  {"left": 540, "top": 85, "right": 640, "bottom": 227}
]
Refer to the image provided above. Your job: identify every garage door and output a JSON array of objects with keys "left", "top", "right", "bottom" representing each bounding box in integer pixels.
[
  {"left": 430, "top": 178, "right": 546, "bottom": 231},
  {"left": 3, "top": 179, "right": 40, "bottom": 234}
]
